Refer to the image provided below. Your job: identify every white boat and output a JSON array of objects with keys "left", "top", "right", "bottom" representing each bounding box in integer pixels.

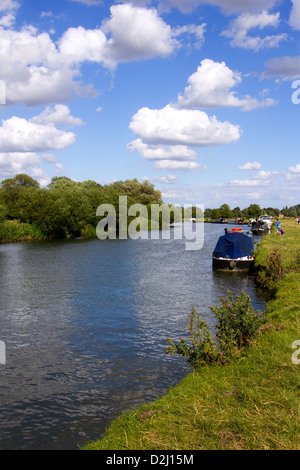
[{"left": 258, "top": 215, "right": 273, "bottom": 230}]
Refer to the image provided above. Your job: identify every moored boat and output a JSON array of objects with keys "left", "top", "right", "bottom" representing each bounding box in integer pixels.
[
  {"left": 212, "top": 228, "right": 255, "bottom": 272},
  {"left": 258, "top": 215, "right": 273, "bottom": 230},
  {"left": 251, "top": 219, "right": 267, "bottom": 235}
]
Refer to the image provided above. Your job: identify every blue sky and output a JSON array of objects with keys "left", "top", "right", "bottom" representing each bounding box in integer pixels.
[{"left": 0, "top": 0, "right": 299, "bottom": 210}]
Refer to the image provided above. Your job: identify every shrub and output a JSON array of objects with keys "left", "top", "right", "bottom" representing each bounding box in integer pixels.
[
  {"left": 165, "top": 308, "right": 223, "bottom": 368},
  {"left": 210, "top": 290, "right": 265, "bottom": 355},
  {"left": 165, "top": 290, "right": 265, "bottom": 368},
  {"left": 255, "top": 247, "right": 284, "bottom": 296}
]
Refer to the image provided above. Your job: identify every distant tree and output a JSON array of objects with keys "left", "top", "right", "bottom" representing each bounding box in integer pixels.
[
  {"left": 232, "top": 207, "right": 242, "bottom": 217},
  {"left": 48, "top": 176, "right": 78, "bottom": 189},
  {"left": 0, "top": 174, "right": 40, "bottom": 219},
  {"left": 211, "top": 209, "right": 220, "bottom": 219},
  {"left": 247, "top": 204, "right": 261, "bottom": 218},
  {"left": 219, "top": 203, "right": 232, "bottom": 218},
  {"left": 204, "top": 208, "right": 212, "bottom": 219},
  {"left": 1, "top": 174, "right": 40, "bottom": 190}
]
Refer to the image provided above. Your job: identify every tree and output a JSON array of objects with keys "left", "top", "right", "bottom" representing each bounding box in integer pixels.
[
  {"left": 0, "top": 174, "right": 40, "bottom": 219},
  {"left": 204, "top": 208, "right": 212, "bottom": 219},
  {"left": 232, "top": 207, "right": 242, "bottom": 217},
  {"left": 247, "top": 204, "right": 261, "bottom": 218},
  {"left": 219, "top": 203, "right": 232, "bottom": 218},
  {"left": 211, "top": 209, "right": 220, "bottom": 219}
]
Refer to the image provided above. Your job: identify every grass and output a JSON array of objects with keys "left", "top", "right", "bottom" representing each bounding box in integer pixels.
[{"left": 83, "top": 219, "right": 300, "bottom": 450}]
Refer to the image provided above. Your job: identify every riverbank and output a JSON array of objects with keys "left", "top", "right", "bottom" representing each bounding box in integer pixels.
[
  {"left": 83, "top": 219, "right": 299, "bottom": 450},
  {"left": 0, "top": 220, "right": 47, "bottom": 243},
  {"left": 0, "top": 219, "right": 97, "bottom": 243}
]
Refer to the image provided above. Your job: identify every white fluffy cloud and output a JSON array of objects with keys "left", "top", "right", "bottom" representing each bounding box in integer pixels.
[
  {"left": 0, "top": 107, "right": 79, "bottom": 184},
  {"left": 238, "top": 161, "right": 262, "bottom": 170},
  {"left": 100, "top": 3, "right": 178, "bottom": 66},
  {"left": 127, "top": 139, "right": 197, "bottom": 160},
  {"left": 143, "top": 174, "right": 178, "bottom": 184},
  {"left": 286, "top": 164, "right": 300, "bottom": 180},
  {"left": 0, "top": 3, "right": 201, "bottom": 106},
  {"left": 153, "top": 160, "right": 206, "bottom": 170},
  {"left": 0, "top": 151, "right": 51, "bottom": 184},
  {"left": 31, "top": 104, "right": 84, "bottom": 127},
  {"left": 222, "top": 10, "right": 287, "bottom": 51},
  {"left": 288, "top": 164, "right": 300, "bottom": 174},
  {"left": 129, "top": 105, "right": 241, "bottom": 147},
  {"left": 58, "top": 26, "right": 107, "bottom": 65},
  {"left": 176, "top": 59, "right": 276, "bottom": 111},
  {"left": 0, "top": 116, "right": 76, "bottom": 153},
  {"left": 0, "top": 25, "right": 77, "bottom": 106},
  {"left": 289, "top": 0, "right": 300, "bottom": 30}
]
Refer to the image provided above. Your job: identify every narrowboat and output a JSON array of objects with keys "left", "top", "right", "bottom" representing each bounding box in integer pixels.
[{"left": 212, "top": 228, "right": 255, "bottom": 272}]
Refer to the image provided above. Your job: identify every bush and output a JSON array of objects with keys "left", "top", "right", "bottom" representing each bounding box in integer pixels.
[
  {"left": 165, "top": 308, "right": 223, "bottom": 368},
  {"left": 255, "top": 248, "right": 284, "bottom": 296},
  {"left": 165, "top": 290, "right": 265, "bottom": 368},
  {"left": 210, "top": 290, "right": 265, "bottom": 354}
]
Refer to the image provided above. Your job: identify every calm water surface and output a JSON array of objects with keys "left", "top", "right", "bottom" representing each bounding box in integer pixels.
[{"left": 0, "top": 223, "right": 265, "bottom": 449}]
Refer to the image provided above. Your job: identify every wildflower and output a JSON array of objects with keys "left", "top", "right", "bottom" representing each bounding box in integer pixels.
[
  {"left": 233, "top": 314, "right": 236, "bottom": 317},
  {"left": 227, "top": 304, "right": 231, "bottom": 307}
]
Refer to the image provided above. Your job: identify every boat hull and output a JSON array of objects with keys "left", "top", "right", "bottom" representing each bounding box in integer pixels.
[{"left": 212, "top": 257, "right": 254, "bottom": 272}]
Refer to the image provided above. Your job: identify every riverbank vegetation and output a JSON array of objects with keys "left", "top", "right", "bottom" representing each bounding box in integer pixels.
[
  {"left": 1, "top": 174, "right": 299, "bottom": 244},
  {"left": 0, "top": 174, "right": 163, "bottom": 242},
  {"left": 83, "top": 219, "right": 300, "bottom": 450}
]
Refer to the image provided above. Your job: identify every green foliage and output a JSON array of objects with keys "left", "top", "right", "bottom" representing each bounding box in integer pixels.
[
  {"left": 0, "top": 220, "right": 45, "bottom": 242},
  {"left": 219, "top": 203, "right": 232, "bottom": 218},
  {"left": 166, "top": 290, "right": 265, "bottom": 368},
  {"left": 209, "top": 290, "right": 265, "bottom": 353},
  {"left": 165, "top": 308, "right": 222, "bottom": 368},
  {"left": 211, "top": 208, "right": 220, "bottom": 219},
  {"left": 0, "top": 173, "right": 163, "bottom": 241},
  {"left": 247, "top": 204, "right": 261, "bottom": 218},
  {"left": 255, "top": 247, "right": 284, "bottom": 297}
]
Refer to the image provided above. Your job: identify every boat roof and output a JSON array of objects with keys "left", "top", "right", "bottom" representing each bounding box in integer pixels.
[{"left": 213, "top": 232, "right": 254, "bottom": 259}]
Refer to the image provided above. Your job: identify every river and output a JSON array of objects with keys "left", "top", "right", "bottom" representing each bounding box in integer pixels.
[{"left": 0, "top": 223, "right": 265, "bottom": 450}]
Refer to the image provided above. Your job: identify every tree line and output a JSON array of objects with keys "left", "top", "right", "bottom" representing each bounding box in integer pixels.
[
  {"left": 204, "top": 203, "right": 300, "bottom": 220},
  {"left": 0, "top": 174, "right": 162, "bottom": 240},
  {"left": 0, "top": 174, "right": 299, "bottom": 242}
]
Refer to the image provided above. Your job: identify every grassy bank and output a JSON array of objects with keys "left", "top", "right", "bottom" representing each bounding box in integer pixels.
[{"left": 83, "top": 219, "right": 299, "bottom": 450}]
